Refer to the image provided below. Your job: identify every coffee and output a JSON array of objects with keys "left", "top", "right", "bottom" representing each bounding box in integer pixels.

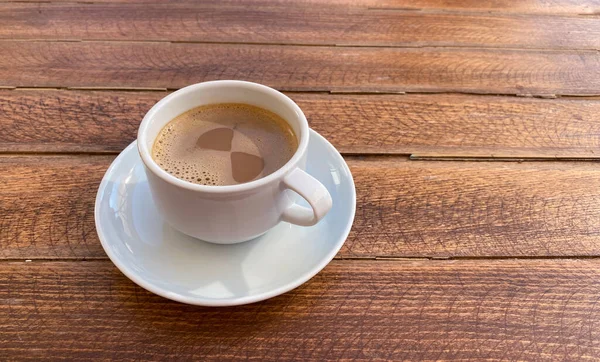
[{"left": 152, "top": 103, "right": 298, "bottom": 186}]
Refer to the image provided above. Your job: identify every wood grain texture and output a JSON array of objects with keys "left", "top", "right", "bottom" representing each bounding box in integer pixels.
[
  {"left": 2, "top": 259, "right": 600, "bottom": 360},
  {"left": 2, "top": 0, "right": 598, "bottom": 15},
  {"left": 344, "top": 0, "right": 600, "bottom": 14},
  {"left": 2, "top": 0, "right": 598, "bottom": 358},
  {"left": 0, "top": 156, "right": 109, "bottom": 259},
  {"left": 349, "top": 158, "right": 600, "bottom": 258},
  {"left": 2, "top": 90, "right": 600, "bottom": 157},
  {"left": 3, "top": 156, "right": 600, "bottom": 259},
  {"left": 3, "top": 3, "right": 600, "bottom": 49},
  {"left": 1, "top": 42, "right": 599, "bottom": 96}
]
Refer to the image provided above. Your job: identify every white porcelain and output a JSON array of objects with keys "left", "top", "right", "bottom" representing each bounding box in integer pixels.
[
  {"left": 138, "top": 80, "right": 332, "bottom": 244},
  {"left": 95, "top": 130, "right": 356, "bottom": 306}
]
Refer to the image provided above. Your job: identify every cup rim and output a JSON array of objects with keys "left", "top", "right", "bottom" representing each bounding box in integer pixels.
[{"left": 137, "top": 80, "right": 309, "bottom": 194}]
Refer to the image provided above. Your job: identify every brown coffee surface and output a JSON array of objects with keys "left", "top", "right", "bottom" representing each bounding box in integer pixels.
[{"left": 152, "top": 103, "right": 298, "bottom": 186}]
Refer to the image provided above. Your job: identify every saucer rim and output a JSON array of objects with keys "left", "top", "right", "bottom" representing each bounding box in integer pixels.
[{"left": 94, "top": 129, "right": 356, "bottom": 306}]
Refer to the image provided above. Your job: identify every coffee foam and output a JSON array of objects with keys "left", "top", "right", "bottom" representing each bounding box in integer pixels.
[{"left": 152, "top": 103, "right": 297, "bottom": 186}]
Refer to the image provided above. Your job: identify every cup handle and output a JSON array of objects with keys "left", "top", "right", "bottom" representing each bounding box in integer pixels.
[{"left": 281, "top": 168, "right": 333, "bottom": 226}]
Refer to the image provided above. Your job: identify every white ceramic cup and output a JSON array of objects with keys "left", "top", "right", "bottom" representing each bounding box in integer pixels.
[{"left": 137, "top": 80, "right": 333, "bottom": 244}]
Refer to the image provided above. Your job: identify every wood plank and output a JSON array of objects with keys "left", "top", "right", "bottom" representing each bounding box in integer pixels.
[
  {"left": 349, "top": 158, "right": 600, "bottom": 258},
  {"left": 0, "top": 90, "right": 153, "bottom": 153},
  {"left": 2, "top": 90, "right": 600, "bottom": 157},
  {"left": 1, "top": 0, "right": 598, "bottom": 15},
  {"left": 2, "top": 259, "right": 600, "bottom": 360},
  {"left": 3, "top": 4, "right": 600, "bottom": 50},
  {"left": 3, "top": 156, "right": 600, "bottom": 259},
  {"left": 1, "top": 42, "right": 599, "bottom": 96},
  {"left": 353, "top": 0, "right": 600, "bottom": 14},
  {"left": 0, "top": 156, "right": 110, "bottom": 260}
]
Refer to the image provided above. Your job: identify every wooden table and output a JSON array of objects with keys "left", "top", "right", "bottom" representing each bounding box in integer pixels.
[{"left": 2, "top": 0, "right": 600, "bottom": 360}]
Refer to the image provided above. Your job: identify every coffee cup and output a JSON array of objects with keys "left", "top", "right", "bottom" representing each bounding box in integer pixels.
[{"left": 137, "top": 80, "right": 333, "bottom": 244}]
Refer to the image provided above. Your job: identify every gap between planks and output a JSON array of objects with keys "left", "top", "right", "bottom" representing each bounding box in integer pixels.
[
  {"left": 4, "top": 86, "right": 600, "bottom": 100},
  {"left": 4, "top": 152, "right": 600, "bottom": 162},
  {"left": 4, "top": 255, "right": 600, "bottom": 263},
  {"left": 0, "top": 38, "right": 599, "bottom": 53}
]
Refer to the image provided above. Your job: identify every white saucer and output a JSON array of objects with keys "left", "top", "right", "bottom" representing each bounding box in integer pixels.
[{"left": 95, "top": 129, "right": 356, "bottom": 306}]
